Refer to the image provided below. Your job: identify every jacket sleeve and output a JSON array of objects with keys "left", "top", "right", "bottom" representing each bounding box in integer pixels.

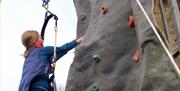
[
  {"left": 40, "top": 41, "right": 79, "bottom": 64},
  {"left": 56, "top": 40, "right": 79, "bottom": 60}
]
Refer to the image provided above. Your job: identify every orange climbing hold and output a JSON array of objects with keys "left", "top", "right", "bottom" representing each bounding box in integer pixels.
[
  {"left": 100, "top": 5, "right": 108, "bottom": 14},
  {"left": 132, "top": 50, "right": 141, "bottom": 63},
  {"left": 128, "top": 16, "right": 135, "bottom": 28}
]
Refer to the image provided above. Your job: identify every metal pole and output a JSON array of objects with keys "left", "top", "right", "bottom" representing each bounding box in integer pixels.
[
  {"left": 159, "top": 0, "right": 170, "bottom": 42},
  {"left": 167, "top": 0, "right": 180, "bottom": 50}
]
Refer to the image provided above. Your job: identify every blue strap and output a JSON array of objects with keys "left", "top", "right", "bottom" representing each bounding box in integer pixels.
[
  {"left": 46, "top": 10, "right": 58, "bottom": 21},
  {"left": 42, "top": 0, "right": 50, "bottom": 7},
  {"left": 41, "top": 14, "right": 53, "bottom": 40}
]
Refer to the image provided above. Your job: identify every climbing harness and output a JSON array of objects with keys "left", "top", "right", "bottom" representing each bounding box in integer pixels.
[
  {"left": 136, "top": 0, "right": 180, "bottom": 77},
  {"left": 41, "top": 0, "right": 58, "bottom": 91}
]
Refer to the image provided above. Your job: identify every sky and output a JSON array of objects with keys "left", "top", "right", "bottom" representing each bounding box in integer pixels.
[{"left": 0, "top": 0, "right": 77, "bottom": 91}]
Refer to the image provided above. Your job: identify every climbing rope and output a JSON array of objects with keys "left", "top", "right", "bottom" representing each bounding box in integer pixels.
[
  {"left": 41, "top": 0, "right": 58, "bottom": 91},
  {"left": 52, "top": 19, "right": 58, "bottom": 68},
  {"left": 136, "top": 0, "right": 180, "bottom": 77},
  {"left": 51, "top": 17, "right": 58, "bottom": 91}
]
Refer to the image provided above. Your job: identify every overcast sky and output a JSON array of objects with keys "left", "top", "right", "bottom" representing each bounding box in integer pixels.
[{"left": 0, "top": 0, "right": 77, "bottom": 90}]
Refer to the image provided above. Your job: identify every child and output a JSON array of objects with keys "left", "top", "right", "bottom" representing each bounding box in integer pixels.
[{"left": 18, "top": 30, "right": 83, "bottom": 91}]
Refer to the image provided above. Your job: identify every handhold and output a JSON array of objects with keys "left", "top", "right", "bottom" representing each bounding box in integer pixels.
[
  {"left": 128, "top": 16, "right": 135, "bottom": 28},
  {"left": 80, "top": 14, "right": 86, "bottom": 21},
  {"left": 100, "top": 5, "right": 108, "bottom": 14},
  {"left": 93, "top": 54, "right": 101, "bottom": 63},
  {"left": 132, "top": 50, "right": 141, "bottom": 63},
  {"left": 92, "top": 83, "right": 99, "bottom": 91}
]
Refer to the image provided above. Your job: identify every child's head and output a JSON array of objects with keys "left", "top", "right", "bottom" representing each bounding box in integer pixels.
[
  {"left": 21, "top": 30, "right": 40, "bottom": 58},
  {"left": 21, "top": 30, "right": 39, "bottom": 49}
]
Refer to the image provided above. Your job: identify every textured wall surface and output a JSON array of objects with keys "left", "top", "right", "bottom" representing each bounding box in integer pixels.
[{"left": 65, "top": 0, "right": 180, "bottom": 91}]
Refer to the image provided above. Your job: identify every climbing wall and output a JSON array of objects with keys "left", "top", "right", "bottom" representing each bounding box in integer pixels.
[{"left": 65, "top": 0, "right": 180, "bottom": 91}]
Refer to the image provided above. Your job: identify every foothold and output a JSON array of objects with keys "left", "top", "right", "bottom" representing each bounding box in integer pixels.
[
  {"left": 100, "top": 5, "right": 108, "bottom": 14},
  {"left": 80, "top": 14, "right": 86, "bottom": 21},
  {"left": 132, "top": 50, "right": 141, "bottom": 63},
  {"left": 128, "top": 16, "right": 135, "bottom": 28},
  {"left": 92, "top": 83, "right": 99, "bottom": 91},
  {"left": 93, "top": 54, "right": 101, "bottom": 63}
]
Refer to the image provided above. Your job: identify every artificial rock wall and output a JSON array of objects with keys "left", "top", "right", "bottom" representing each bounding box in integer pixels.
[{"left": 65, "top": 0, "right": 180, "bottom": 91}]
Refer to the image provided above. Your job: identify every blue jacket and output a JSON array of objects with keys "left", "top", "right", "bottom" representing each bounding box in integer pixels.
[{"left": 18, "top": 41, "right": 79, "bottom": 91}]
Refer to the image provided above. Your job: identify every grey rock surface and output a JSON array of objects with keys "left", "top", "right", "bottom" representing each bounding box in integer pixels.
[{"left": 65, "top": 0, "right": 180, "bottom": 91}]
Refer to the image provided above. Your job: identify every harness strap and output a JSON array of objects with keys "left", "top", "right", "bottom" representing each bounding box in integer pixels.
[{"left": 41, "top": 14, "right": 53, "bottom": 40}]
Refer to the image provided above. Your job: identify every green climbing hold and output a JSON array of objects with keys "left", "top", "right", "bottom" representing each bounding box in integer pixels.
[
  {"left": 93, "top": 54, "right": 101, "bottom": 63},
  {"left": 80, "top": 14, "right": 86, "bottom": 21},
  {"left": 92, "top": 83, "right": 99, "bottom": 91}
]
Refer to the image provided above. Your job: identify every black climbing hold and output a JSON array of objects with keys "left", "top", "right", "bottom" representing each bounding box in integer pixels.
[
  {"left": 93, "top": 54, "right": 101, "bottom": 63},
  {"left": 92, "top": 83, "right": 99, "bottom": 91}
]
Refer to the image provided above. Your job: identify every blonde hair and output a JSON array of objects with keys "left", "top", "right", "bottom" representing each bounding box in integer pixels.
[{"left": 21, "top": 30, "right": 39, "bottom": 58}]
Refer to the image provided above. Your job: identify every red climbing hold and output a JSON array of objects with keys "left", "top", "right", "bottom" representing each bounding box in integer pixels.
[
  {"left": 132, "top": 50, "right": 141, "bottom": 63},
  {"left": 100, "top": 5, "right": 108, "bottom": 14},
  {"left": 128, "top": 16, "right": 135, "bottom": 28}
]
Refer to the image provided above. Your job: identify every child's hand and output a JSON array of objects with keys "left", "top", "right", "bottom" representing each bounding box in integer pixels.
[{"left": 75, "top": 37, "right": 84, "bottom": 43}]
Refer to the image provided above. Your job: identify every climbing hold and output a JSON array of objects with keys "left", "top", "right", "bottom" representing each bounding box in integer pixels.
[
  {"left": 93, "top": 54, "right": 101, "bottom": 63},
  {"left": 128, "top": 16, "right": 135, "bottom": 28},
  {"left": 132, "top": 50, "right": 141, "bottom": 63},
  {"left": 100, "top": 5, "right": 108, "bottom": 14},
  {"left": 92, "top": 83, "right": 99, "bottom": 91},
  {"left": 80, "top": 14, "right": 86, "bottom": 21}
]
